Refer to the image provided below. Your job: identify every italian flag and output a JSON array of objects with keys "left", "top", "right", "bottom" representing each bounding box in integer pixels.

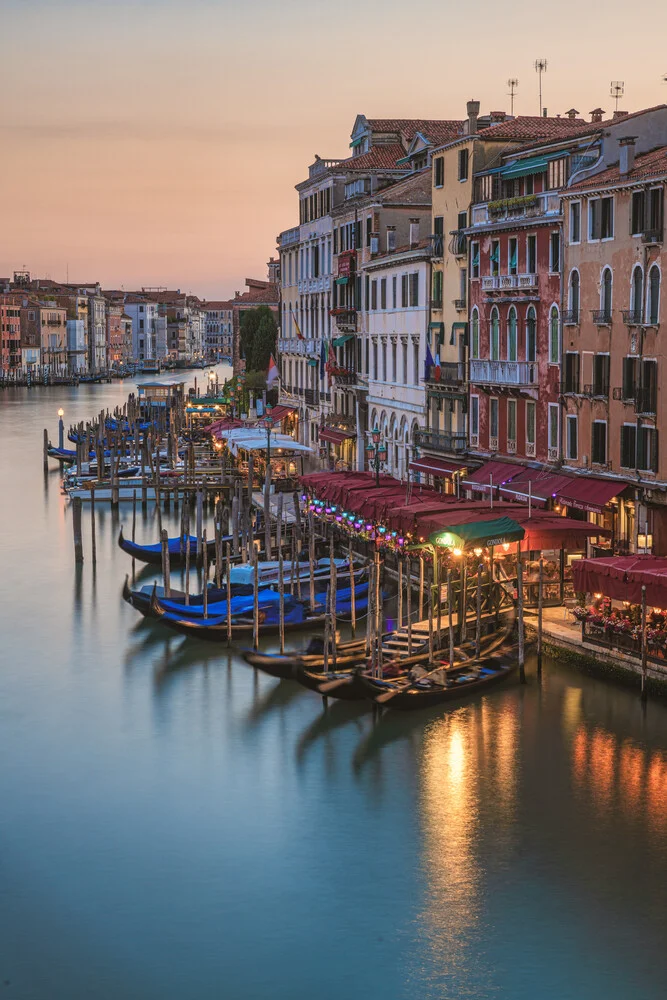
[{"left": 267, "top": 354, "right": 279, "bottom": 389}]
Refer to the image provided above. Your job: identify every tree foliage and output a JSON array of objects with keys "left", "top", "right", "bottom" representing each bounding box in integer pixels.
[{"left": 239, "top": 306, "right": 277, "bottom": 373}]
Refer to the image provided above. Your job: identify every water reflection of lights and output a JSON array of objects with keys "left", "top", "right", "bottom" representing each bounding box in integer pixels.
[{"left": 571, "top": 722, "right": 667, "bottom": 833}]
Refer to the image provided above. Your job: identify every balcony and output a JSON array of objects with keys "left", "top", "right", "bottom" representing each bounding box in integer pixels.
[
  {"left": 429, "top": 234, "right": 444, "bottom": 258},
  {"left": 470, "top": 360, "right": 537, "bottom": 387},
  {"left": 329, "top": 308, "right": 357, "bottom": 332},
  {"left": 481, "top": 273, "right": 538, "bottom": 293},
  {"left": 562, "top": 309, "right": 579, "bottom": 326},
  {"left": 304, "top": 388, "right": 319, "bottom": 406},
  {"left": 424, "top": 362, "right": 465, "bottom": 387},
  {"left": 298, "top": 276, "right": 331, "bottom": 294},
  {"left": 448, "top": 231, "right": 467, "bottom": 256},
  {"left": 471, "top": 191, "right": 561, "bottom": 227},
  {"left": 642, "top": 228, "right": 663, "bottom": 245},
  {"left": 622, "top": 309, "right": 643, "bottom": 327},
  {"left": 278, "top": 226, "right": 300, "bottom": 248},
  {"left": 559, "top": 380, "right": 581, "bottom": 395},
  {"left": 278, "top": 337, "right": 318, "bottom": 357},
  {"left": 430, "top": 297, "right": 443, "bottom": 310},
  {"left": 592, "top": 309, "right": 612, "bottom": 325},
  {"left": 583, "top": 383, "right": 609, "bottom": 398},
  {"left": 332, "top": 368, "right": 358, "bottom": 386},
  {"left": 453, "top": 298, "right": 467, "bottom": 311},
  {"left": 414, "top": 429, "right": 468, "bottom": 454}
]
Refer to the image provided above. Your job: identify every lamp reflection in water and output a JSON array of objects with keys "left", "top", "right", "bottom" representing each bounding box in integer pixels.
[{"left": 416, "top": 702, "right": 519, "bottom": 991}]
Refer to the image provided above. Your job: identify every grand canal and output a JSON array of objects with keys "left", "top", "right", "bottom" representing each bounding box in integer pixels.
[{"left": 2, "top": 369, "right": 667, "bottom": 999}]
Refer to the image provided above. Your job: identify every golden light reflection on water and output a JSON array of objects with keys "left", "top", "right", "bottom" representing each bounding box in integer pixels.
[{"left": 417, "top": 701, "right": 519, "bottom": 989}]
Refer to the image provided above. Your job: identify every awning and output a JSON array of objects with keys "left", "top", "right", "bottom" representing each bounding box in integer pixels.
[
  {"left": 267, "top": 404, "right": 295, "bottom": 422},
  {"left": 307, "top": 358, "right": 318, "bottom": 367},
  {"left": 332, "top": 334, "right": 354, "bottom": 347},
  {"left": 409, "top": 457, "right": 467, "bottom": 478},
  {"left": 430, "top": 515, "right": 525, "bottom": 550},
  {"left": 319, "top": 427, "right": 355, "bottom": 445},
  {"left": 335, "top": 276, "right": 349, "bottom": 286},
  {"left": 501, "top": 155, "right": 549, "bottom": 179},
  {"left": 515, "top": 513, "right": 611, "bottom": 551},
  {"left": 499, "top": 471, "right": 573, "bottom": 507},
  {"left": 463, "top": 461, "right": 528, "bottom": 490},
  {"left": 572, "top": 556, "right": 667, "bottom": 606},
  {"left": 554, "top": 477, "right": 626, "bottom": 514}
]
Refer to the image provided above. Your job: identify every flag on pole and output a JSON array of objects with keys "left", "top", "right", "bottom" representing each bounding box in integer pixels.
[
  {"left": 319, "top": 340, "right": 326, "bottom": 381},
  {"left": 424, "top": 343, "right": 434, "bottom": 381},
  {"left": 267, "top": 354, "right": 279, "bottom": 389},
  {"left": 290, "top": 306, "right": 304, "bottom": 341},
  {"left": 325, "top": 342, "right": 337, "bottom": 375}
]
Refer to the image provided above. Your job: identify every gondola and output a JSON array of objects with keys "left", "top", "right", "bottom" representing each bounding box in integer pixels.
[
  {"left": 242, "top": 638, "right": 368, "bottom": 680},
  {"left": 149, "top": 590, "right": 327, "bottom": 641},
  {"left": 118, "top": 527, "right": 222, "bottom": 566},
  {"left": 123, "top": 577, "right": 252, "bottom": 616}
]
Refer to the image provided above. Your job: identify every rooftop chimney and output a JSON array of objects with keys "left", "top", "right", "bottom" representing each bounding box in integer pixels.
[
  {"left": 619, "top": 136, "right": 637, "bottom": 175},
  {"left": 489, "top": 111, "right": 507, "bottom": 123},
  {"left": 542, "top": 107, "right": 548, "bottom": 117},
  {"left": 590, "top": 108, "right": 605, "bottom": 123},
  {"left": 466, "top": 100, "right": 480, "bottom": 135},
  {"left": 613, "top": 110, "right": 628, "bottom": 120},
  {"left": 409, "top": 218, "right": 420, "bottom": 248}
]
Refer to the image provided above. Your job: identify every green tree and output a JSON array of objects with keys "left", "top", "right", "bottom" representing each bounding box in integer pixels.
[
  {"left": 239, "top": 308, "right": 261, "bottom": 364},
  {"left": 250, "top": 307, "right": 278, "bottom": 372}
]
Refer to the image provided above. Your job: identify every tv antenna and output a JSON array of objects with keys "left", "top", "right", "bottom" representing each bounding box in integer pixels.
[
  {"left": 534, "top": 59, "right": 547, "bottom": 115},
  {"left": 507, "top": 78, "right": 518, "bottom": 115},
  {"left": 610, "top": 81, "right": 624, "bottom": 112}
]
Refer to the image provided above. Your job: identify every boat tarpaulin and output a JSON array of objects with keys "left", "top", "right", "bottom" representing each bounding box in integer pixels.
[
  {"left": 554, "top": 477, "right": 625, "bottom": 513},
  {"left": 463, "top": 461, "right": 528, "bottom": 490},
  {"left": 409, "top": 457, "right": 467, "bottom": 478},
  {"left": 572, "top": 556, "right": 667, "bottom": 606},
  {"left": 430, "top": 515, "right": 525, "bottom": 549},
  {"left": 319, "top": 427, "right": 356, "bottom": 445}
]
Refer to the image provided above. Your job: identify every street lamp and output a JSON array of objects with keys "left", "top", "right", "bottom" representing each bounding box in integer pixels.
[
  {"left": 264, "top": 405, "right": 274, "bottom": 470},
  {"left": 228, "top": 386, "right": 236, "bottom": 420},
  {"left": 367, "top": 425, "right": 387, "bottom": 487},
  {"left": 207, "top": 369, "right": 216, "bottom": 395},
  {"left": 57, "top": 407, "right": 64, "bottom": 449}
]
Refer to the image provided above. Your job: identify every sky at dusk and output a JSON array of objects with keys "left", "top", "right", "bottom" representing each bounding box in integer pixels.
[{"left": 2, "top": 0, "right": 667, "bottom": 299}]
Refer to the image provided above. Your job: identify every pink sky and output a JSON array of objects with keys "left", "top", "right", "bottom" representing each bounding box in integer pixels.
[{"left": 2, "top": 0, "right": 666, "bottom": 298}]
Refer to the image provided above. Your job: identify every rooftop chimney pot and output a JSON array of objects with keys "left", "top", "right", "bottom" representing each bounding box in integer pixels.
[
  {"left": 565, "top": 108, "right": 579, "bottom": 120},
  {"left": 619, "top": 136, "right": 637, "bottom": 175},
  {"left": 466, "top": 99, "right": 480, "bottom": 135},
  {"left": 590, "top": 108, "right": 605, "bottom": 123}
]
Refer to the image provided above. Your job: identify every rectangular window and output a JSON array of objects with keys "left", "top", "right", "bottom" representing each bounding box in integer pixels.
[
  {"left": 526, "top": 402, "right": 536, "bottom": 446},
  {"left": 392, "top": 276, "right": 397, "bottom": 309},
  {"left": 547, "top": 158, "right": 567, "bottom": 190},
  {"left": 457, "top": 210, "right": 468, "bottom": 231},
  {"left": 402, "top": 341, "right": 408, "bottom": 385},
  {"left": 381, "top": 341, "right": 387, "bottom": 381},
  {"left": 527, "top": 235, "right": 537, "bottom": 274},
  {"left": 620, "top": 425, "right": 637, "bottom": 469},
  {"left": 508, "top": 237, "right": 518, "bottom": 275},
  {"left": 549, "top": 231, "right": 560, "bottom": 273},
  {"left": 490, "top": 397, "right": 499, "bottom": 439},
  {"left": 641, "top": 359, "right": 658, "bottom": 412},
  {"left": 471, "top": 395, "right": 479, "bottom": 437},
  {"left": 638, "top": 427, "right": 658, "bottom": 472},
  {"left": 380, "top": 278, "right": 387, "bottom": 310},
  {"left": 391, "top": 341, "right": 397, "bottom": 381},
  {"left": 470, "top": 241, "right": 480, "bottom": 280},
  {"left": 648, "top": 188, "right": 664, "bottom": 233},
  {"left": 458, "top": 148, "right": 469, "bottom": 181},
  {"left": 570, "top": 202, "right": 581, "bottom": 244},
  {"left": 564, "top": 352, "right": 580, "bottom": 393},
  {"left": 548, "top": 404, "right": 560, "bottom": 454},
  {"left": 507, "top": 399, "right": 517, "bottom": 443},
  {"left": 434, "top": 216, "right": 444, "bottom": 237},
  {"left": 373, "top": 340, "right": 378, "bottom": 379},
  {"left": 413, "top": 341, "right": 419, "bottom": 385},
  {"left": 366, "top": 217, "right": 372, "bottom": 247},
  {"left": 490, "top": 240, "right": 500, "bottom": 277},
  {"left": 623, "top": 356, "right": 637, "bottom": 399},
  {"left": 409, "top": 272, "right": 419, "bottom": 307},
  {"left": 432, "top": 270, "right": 443, "bottom": 307},
  {"left": 592, "top": 421, "right": 607, "bottom": 464},
  {"left": 434, "top": 157, "right": 444, "bottom": 188},
  {"left": 631, "top": 191, "right": 645, "bottom": 236},
  {"left": 459, "top": 268, "right": 467, "bottom": 305},
  {"left": 566, "top": 414, "right": 578, "bottom": 460},
  {"left": 371, "top": 280, "right": 378, "bottom": 311},
  {"left": 593, "top": 354, "right": 610, "bottom": 396},
  {"left": 589, "top": 196, "right": 614, "bottom": 240},
  {"left": 401, "top": 274, "right": 408, "bottom": 308}
]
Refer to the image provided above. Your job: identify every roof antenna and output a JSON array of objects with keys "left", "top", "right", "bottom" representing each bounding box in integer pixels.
[
  {"left": 507, "top": 78, "right": 518, "bottom": 116},
  {"left": 534, "top": 59, "right": 547, "bottom": 116},
  {"left": 610, "top": 81, "right": 624, "bottom": 113}
]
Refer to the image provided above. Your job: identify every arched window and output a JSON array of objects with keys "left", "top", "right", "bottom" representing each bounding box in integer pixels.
[
  {"left": 507, "top": 307, "right": 517, "bottom": 362},
  {"left": 632, "top": 266, "right": 644, "bottom": 323},
  {"left": 490, "top": 307, "right": 500, "bottom": 361},
  {"left": 549, "top": 305, "right": 560, "bottom": 364},
  {"left": 569, "top": 270, "right": 580, "bottom": 320},
  {"left": 526, "top": 307, "right": 537, "bottom": 362},
  {"left": 648, "top": 265, "right": 661, "bottom": 325},
  {"left": 601, "top": 268, "right": 613, "bottom": 320},
  {"left": 471, "top": 307, "right": 480, "bottom": 359}
]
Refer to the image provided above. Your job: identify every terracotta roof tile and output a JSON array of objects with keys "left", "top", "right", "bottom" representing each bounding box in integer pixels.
[
  {"left": 366, "top": 119, "right": 463, "bottom": 143},
  {"left": 568, "top": 146, "right": 667, "bottom": 190},
  {"left": 480, "top": 115, "right": 586, "bottom": 140},
  {"left": 337, "top": 143, "right": 408, "bottom": 171}
]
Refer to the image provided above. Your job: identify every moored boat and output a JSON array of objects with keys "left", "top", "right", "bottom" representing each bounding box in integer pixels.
[{"left": 118, "top": 527, "right": 223, "bottom": 565}]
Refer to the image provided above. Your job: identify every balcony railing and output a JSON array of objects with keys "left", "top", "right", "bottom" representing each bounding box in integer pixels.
[
  {"left": 562, "top": 309, "right": 579, "bottom": 326},
  {"left": 448, "top": 231, "right": 467, "bottom": 256},
  {"left": 304, "top": 388, "right": 319, "bottom": 406},
  {"left": 453, "top": 298, "right": 467, "bottom": 311},
  {"left": 642, "top": 228, "right": 663, "bottom": 245},
  {"left": 481, "top": 273, "right": 538, "bottom": 292},
  {"left": 278, "top": 337, "right": 319, "bottom": 357},
  {"left": 414, "top": 429, "right": 467, "bottom": 454},
  {"left": 429, "top": 234, "right": 444, "bottom": 257},
  {"left": 298, "top": 276, "right": 331, "bottom": 294},
  {"left": 470, "top": 360, "right": 537, "bottom": 387},
  {"left": 333, "top": 368, "right": 358, "bottom": 386},
  {"left": 635, "top": 387, "right": 657, "bottom": 414},
  {"left": 583, "top": 383, "right": 610, "bottom": 398},
  {"left": 430, "top": 297, "right": 443, "bottom": 309},
  {"left": 471, "top": 191, "right": 561, "bottom": 227},
  {"left": 424, "top": 362, "right": 465, "bottom": 386},
  {"left": 622, "top": 309, "right": 643, "bottom": 326},
  {"left": 592, "top": 309, "right": 612, "bottom": 325},
  {"left": 559, "top": 380, "right": 581, "bottom": 395},
  {"left": 612, "top": 386, "right": 635, "bottom": 402}
]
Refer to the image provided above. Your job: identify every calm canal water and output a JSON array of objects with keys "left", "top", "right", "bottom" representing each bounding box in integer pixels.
[{"left": 2, "top": 368, "right": 667, "bottom": 999}]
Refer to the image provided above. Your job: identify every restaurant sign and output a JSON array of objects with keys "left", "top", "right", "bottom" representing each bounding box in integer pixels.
[{"left": 337, "top": 251, "right": 356, "bottom": 278}]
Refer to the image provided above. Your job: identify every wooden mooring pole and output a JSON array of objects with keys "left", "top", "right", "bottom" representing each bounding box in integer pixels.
[
  {"left": 517, "top": 541, "right": 525, "bottom": 684},
  {"left": 72, "top": 497, "right": 84, "bottom": 563}
]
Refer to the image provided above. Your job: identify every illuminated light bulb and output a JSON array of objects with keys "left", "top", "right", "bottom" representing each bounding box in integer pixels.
[
  {"left": 474, "top": 548, "right": 483, "bottom": 557},
  {"left": 453, "top": 548, "right": 462, "bottom": 557},
  {"left": 503, "top": 543, "right": 510, "bottom": 552}
]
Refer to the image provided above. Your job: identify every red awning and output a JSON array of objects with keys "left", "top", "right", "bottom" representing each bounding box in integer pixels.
[
  {"left": 319, "top": 427, "right": 355, "bottom": 445},
  {"left": 499, "top": 471, "right": 573, "bottom": 507},
  {"left": 463, "top": 461, "right": 528, "bottom": 490},
  {"left": 514, "top": 513, "right": 611, "bottom": 551},
  {"left": 267, "top": 404, "right": 296, "bottom": 422},
  {"left": 554, "top": 477, "right": 626, "bottom": 513},
  {"left": 409, "top": 457, "right": 467, "bottom": 478},
  {"left": 572, "top": 556, "right": 667, "bottom": 607}
]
